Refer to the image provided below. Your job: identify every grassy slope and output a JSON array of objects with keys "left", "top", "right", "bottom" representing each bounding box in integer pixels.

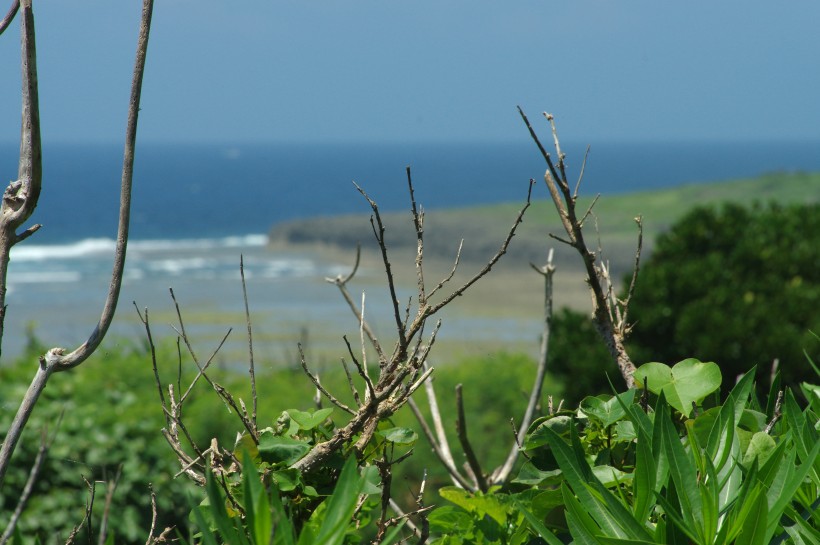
[{"left": 270, "top": 172, "right": 820, "bottom": 273}]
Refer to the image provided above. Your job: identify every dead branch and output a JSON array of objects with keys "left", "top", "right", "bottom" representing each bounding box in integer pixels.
[
  {"left": 492, "top": 249, "right": 556, "bottom": 484},
  {"left": 455, "top": 384, "right": 488, "bottom": 492},
  {"left": 0, "top": 0, "right": 19, "bottom": 35},
  {"left": 0, "top": 422, "right": 57, "bottom": 545},
  {"left": 518, "top": 107, "right": 640, "bottom": 388},
  {"left": 0, "top": 0, "right": 155, "bottom": 489},
  {"left": 96, "top": 464, "right": 123, "bottom": 545},
  {"left": 240, "top": 255, "right": 258, "bottom": 428}
]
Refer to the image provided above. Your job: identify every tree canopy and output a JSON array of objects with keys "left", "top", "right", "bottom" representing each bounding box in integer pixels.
[{"left": 625, "top": 201, "right": 819, "bottom": 393}]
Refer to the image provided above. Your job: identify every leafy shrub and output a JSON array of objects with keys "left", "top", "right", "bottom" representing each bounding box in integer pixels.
[
  {"left": 0, "top": 342, "right": 194, "bottom": 544},
  {"left": 626, "top": 202, "right": 820, "bottom": 393}
]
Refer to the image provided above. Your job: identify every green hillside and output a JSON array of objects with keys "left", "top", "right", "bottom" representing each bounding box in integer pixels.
[{"left": 269, "top": 172, "right": 820, "bottom": 275}]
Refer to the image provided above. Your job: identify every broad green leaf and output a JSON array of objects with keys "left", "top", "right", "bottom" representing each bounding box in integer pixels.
[
  {"left": 258, "top": 432, "right": 311, "bottom": 465},
  {"left": 204, "top": 470, "right": 251, "bottom": 545},
  {"left": 271, "top": 468, "right": 301, "bottom": 492},
  {"left": 523, "top": 415, "right": 572, "bottom": 450},
  {"left": 512, "top": 462, "right": 562, "bottom": 486},
  {"left": 427, "top": 506, "right": 473, "bottom": 535},
  {"left": 241, "top": 453, "right": 273, "bottom": 545},
  {"left": 439, "top": 487, "right": 508, "bottom": 525},
  {"left": 287, "top": 408, "right": 333, "bottom": 431},
  {"left": 634, "top": 359, "right": 721, "bottom": 417},
  {"left": 632, "top": 426, "right": 655, "bottom": 522},
  {"left": 579, "top": 390, "right": 636, "bottom": 428},
  {"left": 592, "top": 465, "right": 631, "bottom": 488},
  {"left": 562, "top": 483, "right": 604, "bottom": 545},
  {"left": 742, "top": 432, "right": 776, "bottom": 467},
  {"left": 380, "top": 426, "right": 418, "bottom": 445}
]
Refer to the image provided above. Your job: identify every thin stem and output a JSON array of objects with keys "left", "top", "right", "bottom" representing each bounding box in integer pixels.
[
  {"left": 455, "top": 384, "right": 488, "bottom": 492},
  {"left": 240, "top": 255, "right": 258, "bottom": 427}
]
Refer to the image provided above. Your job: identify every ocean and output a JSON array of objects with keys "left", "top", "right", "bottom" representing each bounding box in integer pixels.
[{"left": 1, "top": 139, "right": 818, "bottom": 362}]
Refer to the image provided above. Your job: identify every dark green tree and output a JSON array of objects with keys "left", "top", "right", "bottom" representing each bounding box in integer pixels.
[
  {"left": 547, "top": 308, "right": 616, "bottom": 404},
  {"left": 625, "top": 202, "right": 819, "bottom": 394}
]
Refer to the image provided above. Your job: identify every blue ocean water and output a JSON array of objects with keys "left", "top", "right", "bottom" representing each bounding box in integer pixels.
[
  {"left": 2, "top": 139, "right": 818, "bottom": 244},
  {"left": 0, "top": 139, "right": 818, "bottom": 360}
]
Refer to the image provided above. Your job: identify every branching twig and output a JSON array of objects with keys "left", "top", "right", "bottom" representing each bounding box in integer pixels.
[{"left": 518, "top": 107, "right": 639, "bottom": 388}]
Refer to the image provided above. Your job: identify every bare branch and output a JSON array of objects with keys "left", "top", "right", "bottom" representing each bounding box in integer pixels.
[
  {"left": 574, "top": 145, "right": 591, "bottom": 199},
  {"left": 0, "top": 422, "right": 56, "bottom": 545},
  {"left": 299, "top": 343, "right": 356, "bottom": 415},
  {"left": 420, "top": 179, "right": 533, "bottom": 321},
  {"left": 354, "top": 182, "right": 408, "bottom": 357},
  {"left": 407, "top": 166, "right": 427, "bottom": 306},
  {"left": 326, "top": 244, "right": 387, "bottom": 362},
  {"left": 51, "top": 0, "right": 154, "bottom": 370},
  {"left": 494, "top": 250, "right": 555, "bottom": 485},
  {"left": 406, "top": 398, "right": 474, "bottom": 491},
  {"left": 240, "top": 255, "right": 258, "bottom": 428},
  {"left": 97, "top": 464, "right": 123, "bottom": 545},
  {"left": 455, "top": 384, "right": 488, "bottom": 492},
  {"left": 0, "top": 0, "right": 18, "bottom": 35},
  {"left": 426, "top": 239, "right": 463, "bottom": 301},
  {"left": 520, "top": 108, "right": 638, "bottom": 388}
]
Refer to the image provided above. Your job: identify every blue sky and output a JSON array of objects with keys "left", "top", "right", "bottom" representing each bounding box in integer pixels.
[{"left": 1, "top": 1, "right": 819, "bottom": 145}]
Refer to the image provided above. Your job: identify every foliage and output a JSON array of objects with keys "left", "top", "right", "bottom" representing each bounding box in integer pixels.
[
  {"left": 185, "top": 456, "right": 406, "bottom": 545},
  {"left": 0, "top": 342, "right": 195, "bottom": 544},
  {"left": 427, "top": 360, "right": 820, "bottom": 544},
  {"left": 626, "top": 202, "right": 820, "bottom": 394}
]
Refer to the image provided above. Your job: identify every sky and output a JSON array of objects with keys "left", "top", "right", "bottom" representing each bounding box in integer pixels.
[{"left": 0, "top": 1, "right": 819, "bottom": 145}]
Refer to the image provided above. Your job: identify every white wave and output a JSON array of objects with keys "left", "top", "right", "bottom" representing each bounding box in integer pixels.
[
  {"left": 10, "top": 238, "right": 115, "bottom": 262},
  {"left": 10, "top": 234, "right": 268, "bottom": 262},
  {"left": 8, "top": 271, "right": 83, "bottom": 283},
  {"left": 129, "top": 234, "right": 268, "bottom": 252}
]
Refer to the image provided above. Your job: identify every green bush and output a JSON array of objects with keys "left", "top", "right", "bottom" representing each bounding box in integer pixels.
[
  {"left": 0, "top": 341, "right": 195, "bottom": 544},
  {"left": 626, "top": 202, "right": 820, "bottom": 393}
]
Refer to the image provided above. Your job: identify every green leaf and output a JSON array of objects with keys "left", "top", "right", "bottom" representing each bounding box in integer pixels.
[
  {"left": 735, "top": 485, "right": 768, "bottom": 545},
  {"left": 542, "top": 422, "right": 651, "bottom": 540},
  {"left": 307, "top": 457, "right": 367, "bottom": 545},
  {"left": 512, "top": 462, "right": 562, "bottom": 486},
  {"left": 380, "top": 426, "right": 418, "bottom": 445},
  {"left": 286, "top": 408, "right": 333, "bottom": 431},
  {"left": 579, "top": 390, "right": 636, "bottom": 428},
  {"left": 658, "top": 395, "right": 703, "bottom": 541},
  {"left": 634, "top": 359, "right": 721, "bottom": 417},
  {"left": 511, "top": 497, "right": 566, "bottom": 545},
  {"left": 258, "top": 432, "right": 311, "bottom": 465},
  {"left": 742, "top": 432, "right": 777, "bottom": 467},
  {"left": 427, "top": 506, "right": 473, "bottom": 535},
  {"left": 523, "top": 415, "right": 572, "bottom": 450},
  {"left": 438, "top": 488, "right": 508, "bottom": 525},
  {"left": 271, "top": 468, "right": 301, "bottom": 492}
]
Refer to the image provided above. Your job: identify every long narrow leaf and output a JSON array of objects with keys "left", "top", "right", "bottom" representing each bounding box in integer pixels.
[
  {"left": 766, "top": 441, "right": 820, "bottom": 541},
  {"left": 511, "top": 497, "right": 566, "bottom": 545},
  {"left": 735, "top": 484, "right": 768, "bottom": 545},
  {"left": 542, "top": 424, "right": 635, "bottom": 539},
  {"left": 659, "top": 397, "right": 704, "bottom": 542},
  {"left": 309, "top": 457, "right": 366, "bottom": 545}
]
